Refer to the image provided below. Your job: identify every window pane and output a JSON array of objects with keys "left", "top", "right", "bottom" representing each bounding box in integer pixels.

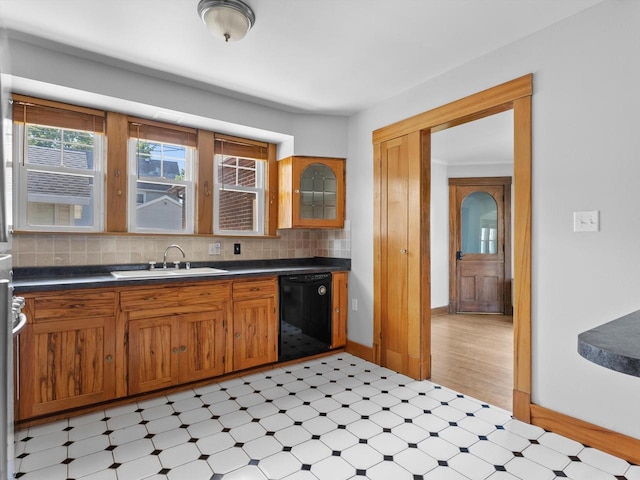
[
  {"left": 218, "top": 156, "right": 257, "bottom": 187},
  {"left": 218, "top": 190, "right": 256, "bottom": 231},
  {"left": 27, "top": 125, "right": 96, "bottom": 171},
  {"left": 135, "top": 181, "right": 187, "bottom": 230},
  {"left": 461, "top": 191, "right": 498, "bottom": 254},
  {"left": 135, "top": 141, "right": 187, "bottom": 180},
  {"left": 26, "top": 171, "right": 94, "bottom": 227}
]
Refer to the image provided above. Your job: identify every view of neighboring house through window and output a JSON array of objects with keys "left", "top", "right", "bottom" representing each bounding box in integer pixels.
[
  {"left": 128, "top": 121, "right": 195, "bottom": 234},
  {"left": 213, "top": 138, "right": 266, "bottom": 236},
  {"left": 13, "top": 98, "right": 104, "bottom": 231}
]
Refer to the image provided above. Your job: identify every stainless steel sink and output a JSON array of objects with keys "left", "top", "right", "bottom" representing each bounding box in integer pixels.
[{"left": 111, "top": 267, "right": 228, "bottom": 279}]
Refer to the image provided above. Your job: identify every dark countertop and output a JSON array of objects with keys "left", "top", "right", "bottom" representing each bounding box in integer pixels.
[
  {"left": 13, "top": 257, "right": 350, "bottom": 293},
  {"left": 578, "top": 310, "right": 640, "bottom": 378}
]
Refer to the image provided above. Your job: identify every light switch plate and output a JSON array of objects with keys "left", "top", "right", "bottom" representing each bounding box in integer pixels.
[{"left": 573, "top": 210, "right": 599, "bottom": 232}]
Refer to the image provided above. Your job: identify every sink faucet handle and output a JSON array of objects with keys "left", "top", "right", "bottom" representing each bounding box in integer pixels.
[
  {"left": 173, "top": 260, "right": 181, "bottom": 269},
  {"left": 148, "top": 261, "right": 157, "bottom": 270}
]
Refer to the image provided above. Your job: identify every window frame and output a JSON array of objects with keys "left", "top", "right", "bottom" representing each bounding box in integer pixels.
[
  {"left": 213, "top": 153, "right": 266, "bottom": 236},
  {"left": 11, "top": 95, "right": 279, "bottom": 237},
  {"left": 127, "top": 135, "right": 196, "bottom": 235},
  {"left": 11, "top": 103, "right": 106, "bottom": 233}
]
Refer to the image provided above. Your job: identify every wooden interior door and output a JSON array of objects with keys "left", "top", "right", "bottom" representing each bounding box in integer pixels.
[
  {"left": 379, "top": 136, "right": 410, "bottom": 372},
  {"left": 449, "top": 178, "right": 511, "bottom": 313},
  {"left": 375, "top": 132, "right": 429, "bottom": 379}
]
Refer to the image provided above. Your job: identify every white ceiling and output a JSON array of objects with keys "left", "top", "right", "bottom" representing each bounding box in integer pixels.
[{"left": 0, "top": 1, "right": 603, "bottom": 166}]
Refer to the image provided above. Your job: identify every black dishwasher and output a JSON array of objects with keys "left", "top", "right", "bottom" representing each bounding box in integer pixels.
[{"left": 279, "top": 273, "right": 332, "bottom": 362}]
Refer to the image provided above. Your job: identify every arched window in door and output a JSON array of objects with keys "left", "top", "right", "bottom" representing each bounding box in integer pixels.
[{"left": 461, "top": 191, "right": 498, "bottom": 254}]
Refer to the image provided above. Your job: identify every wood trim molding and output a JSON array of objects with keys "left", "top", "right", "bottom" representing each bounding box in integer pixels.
[
  {"left": 266, "top": 143, "right": 278, "bottom": 236},
  {"left": 530, "top": 404, "right": 640, "bottom": 465},
  {"left": 196, "top": 129, "right": 214, "bottom": 234},
  {"left": 372, "top": 74, "right": 533, "bottom": 144},
  {"left": 345, "top": 340, "right": 374, "bottom": 363},
  {"left": 512, "top": 389, "right": 531, "bottom": 424},
  {"left": 512, "top": 95, "right": 533, "bottom": 402},
  {"left": 105, "top": 112, "right": 128, "bottom": 232},
  {"left": 431, "top": 306, "right": 449, "bottom": 317},
  {"left": 448, "top": 176, "right": 512, "bottom": 186},
  {"left": 373, "top": 73, "right": 533, "bottom": 423}
]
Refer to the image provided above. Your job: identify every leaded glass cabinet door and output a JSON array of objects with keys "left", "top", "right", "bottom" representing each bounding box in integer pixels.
[
  {"left": 299, "top": 163, "right": 337, "bottom": 220},
  {"left": 278, "top": 156, "right": 345, "bottom": 228}
]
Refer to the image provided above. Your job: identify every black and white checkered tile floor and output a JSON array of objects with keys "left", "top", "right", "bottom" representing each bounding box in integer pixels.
[{"left": 14, "top": 353, "right": 639, "bottom": 480}]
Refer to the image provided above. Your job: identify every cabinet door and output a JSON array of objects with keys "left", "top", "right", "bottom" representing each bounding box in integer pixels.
[
  {"left": 331, "top": 272, "right": 348, "bottom": 348},
  {"left": 128, "top": 316, "right": 179, "bottom": 395},
  {"left": 233, "top": 296, "right": 277, "bottom": 370},
  {"left": 19, "top": 316, "right": 116, "bottom": 419},
  {"left": 178, "top": 310, "right": 227, "bottom": 383},
  {"left": 278, "top": 156, "right": 345, "bottom": 229}
]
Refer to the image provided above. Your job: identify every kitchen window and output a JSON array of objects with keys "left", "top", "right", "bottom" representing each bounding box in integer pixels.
[
  {"left": 128, "top": 120, "right": 196, "bottom": 234},
  {"left": 13, "top": 96, "right": 105, "bottom": 232},
  {"left": 213, "top": 136, "right": 267, "bottom": 236}
]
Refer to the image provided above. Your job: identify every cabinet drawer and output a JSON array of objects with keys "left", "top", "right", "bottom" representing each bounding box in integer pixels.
[
  {"left": 232, "top": 277, "right": 277, "bottom": 300},
  {"left": 120, "top": 282, "right": 232, "bottom": 312},
  {"left": 178, "top": 282, "right": 231, "bottom": 306},
  {"left": 32, "top": 290, "right": 116, "bottom": 320},
  {"left": 119, "top": 287, "right": 180, "bottom": 311}
]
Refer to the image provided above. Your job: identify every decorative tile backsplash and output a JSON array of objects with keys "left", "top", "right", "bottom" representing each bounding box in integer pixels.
[{"left": 12, "top": 228, "right": 351, "bottom": 267}]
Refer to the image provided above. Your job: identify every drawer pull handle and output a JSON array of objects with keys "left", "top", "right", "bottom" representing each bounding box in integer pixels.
[
  {"left": 180, "top": 346, "right": 187, "bottom": 352},
  {"left": 250, "top": 287, "right": 260, "bottom": 291},
  {"left": 172, "top": 347, "right": 179, "bottom": 354},
  {"left": 106, "top": 355, "right": 113, "bottom": 363}
]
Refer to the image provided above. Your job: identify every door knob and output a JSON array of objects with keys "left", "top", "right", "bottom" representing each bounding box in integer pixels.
[
  {"left": 400, "top": 249, "right": 408, "bottom": 254},
  {"left": 456, "top": 251, "right": 464, "bottom": 260}
]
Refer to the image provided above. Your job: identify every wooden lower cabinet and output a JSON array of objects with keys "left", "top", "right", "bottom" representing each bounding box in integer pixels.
[
  {"left": 124, "top": 282, "right": 231, "bottom": 395},
  {"left": 15, "top": 273, "right": 346, "bottom": 422},
  {"left": 128, "top": 310, "right": 226, "bottom": 395},
  {"left": 331, "top": 271, "right": 348, "bottom": 348},
  {"left": 232, "top": 277, "right": 278, "bottom": 370},
  {"left": 17, "top": 290, "right": 118, "bottom": 420}
]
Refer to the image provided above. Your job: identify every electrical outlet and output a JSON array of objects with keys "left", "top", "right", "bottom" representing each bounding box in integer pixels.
[
  {"left": 573, "top": 210, "right": 599, "bottom": 232},
  {"left": 208, "top": 242, "right": 221, "bottom": 255},
  {"left": 233, "top": 243, "right": 241, "bottom": 255},
  {"left": 352, "top": 299, "right": 358, "bottom": 311}
]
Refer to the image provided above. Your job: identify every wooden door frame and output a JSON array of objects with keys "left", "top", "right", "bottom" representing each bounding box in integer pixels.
[
  {"left": 373, "top": 74, "right": 532, "bottom": 422},
  {"left": 448, "top": 176, "right": 512, "bottom": 315}
]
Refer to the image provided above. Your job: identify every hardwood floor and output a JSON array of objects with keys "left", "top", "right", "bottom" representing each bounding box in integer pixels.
[{"left": 430, "top": 313, "right": 513, "bottom": 411}]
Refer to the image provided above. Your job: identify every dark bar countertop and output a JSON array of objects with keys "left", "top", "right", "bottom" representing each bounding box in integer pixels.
[
  {"left": 578, "top": 310, "right": 640, "bottom": 378},
  {"left": 13, "top": 257, "right": 350, "bottom": 293}
]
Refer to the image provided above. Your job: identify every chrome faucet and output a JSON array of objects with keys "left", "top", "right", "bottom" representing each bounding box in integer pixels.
[{"left": 163, "top": 244, "right": 186, "bottom": 269}]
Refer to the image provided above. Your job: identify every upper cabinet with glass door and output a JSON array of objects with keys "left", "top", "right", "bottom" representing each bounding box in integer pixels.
[{"left": 278, "top": 156, "right": 345, "bottom": 228}]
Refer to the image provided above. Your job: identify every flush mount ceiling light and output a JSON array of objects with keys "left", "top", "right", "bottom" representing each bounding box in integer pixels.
[{"left": 197, "top": 0, "right": 255, "bottom": 43}]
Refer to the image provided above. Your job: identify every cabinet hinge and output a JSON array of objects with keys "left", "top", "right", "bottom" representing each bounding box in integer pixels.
[{"left": 124, "top": 332, "right": 129, "bottom": 344}]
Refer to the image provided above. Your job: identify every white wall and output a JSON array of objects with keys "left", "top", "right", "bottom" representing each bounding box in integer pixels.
[
  {"left": 430, "top": 161, "right": 449, "bottom": 309},
  {"left": 6, "top": 38, "right": 348, "bottom": 159},
  {"left": 347, "top": 0, "right": 640, "bottom": 438}
]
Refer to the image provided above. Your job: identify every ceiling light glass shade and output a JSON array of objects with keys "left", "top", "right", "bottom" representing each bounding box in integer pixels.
[{"left": 197, "top": 0, "right": 255, "bottom": 43}]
